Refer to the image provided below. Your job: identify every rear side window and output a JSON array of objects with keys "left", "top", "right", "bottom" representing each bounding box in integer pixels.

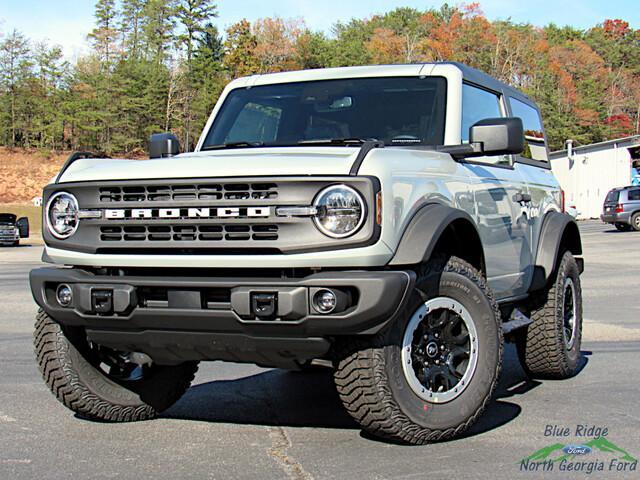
[
  {"left": 225, "top": 102, "right": 282, "bottom": 144},
  {"left": 605, "top": 190, "right": 620, "bottom": 203},
  {"left": 510, "top": 97, "right": 548, "bottom": 162},
  {"left": 628, "top": 189, "right": 640, "bottom": 201},
  {"left": 461, "top": 84, "right": 502, "bottom": 142}
]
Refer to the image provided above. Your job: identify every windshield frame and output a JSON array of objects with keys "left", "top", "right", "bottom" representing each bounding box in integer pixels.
[{"left": 200, "top": 76, "right": 448, "bottom": 150}]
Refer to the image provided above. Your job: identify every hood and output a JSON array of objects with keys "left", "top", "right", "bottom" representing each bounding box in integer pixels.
[
  {"left": 0, "top": 213, "right": 16, "bottom": 224},
  {"left": 57, "top": 147, "right": 362, "bottom": 183}
]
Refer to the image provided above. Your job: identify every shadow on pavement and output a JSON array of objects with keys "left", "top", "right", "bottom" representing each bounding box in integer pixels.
[
  {"left": 165, "top": 366, "right": 358, "bottom": 429},
  {"left": 165, "top": 343, "right": 593, "bottom": 441}
]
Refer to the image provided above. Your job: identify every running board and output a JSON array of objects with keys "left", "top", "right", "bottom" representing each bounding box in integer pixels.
[{"left": 502, "top": 309, "right": 533, "bottom": 335}]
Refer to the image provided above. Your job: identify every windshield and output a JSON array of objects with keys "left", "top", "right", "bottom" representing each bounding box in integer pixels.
[
  {"left": 202, "top": 77, "right": 447, "bottom": 149},
  {"left": 0, "top": 214, "right": 16, "bottom": 224}
]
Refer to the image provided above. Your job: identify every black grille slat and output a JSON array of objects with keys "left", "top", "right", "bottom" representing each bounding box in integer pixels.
[
  {"left": 99, "top": 225, "right": 279, "bottom": 242},
  {"left": 98, "top": 183, "right": 278, "bottom": 203}
]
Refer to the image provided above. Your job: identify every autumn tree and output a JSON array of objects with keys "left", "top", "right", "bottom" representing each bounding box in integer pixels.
[{"left": 223, "top": 19, "right": 259, "bottom": 77}]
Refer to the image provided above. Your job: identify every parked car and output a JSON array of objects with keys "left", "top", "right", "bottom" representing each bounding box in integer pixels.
[
  {"left": 566, "top": 205, "right": 580, "bottom": 219},
  {"left": 601, "top": 186, "right": 640, "bottom": 231},
  {"left": 0, "top": 213, "right": 29, "bottom": 246},
  {"left": 30, "top": 62, "right": 584, "bottom": 445}
]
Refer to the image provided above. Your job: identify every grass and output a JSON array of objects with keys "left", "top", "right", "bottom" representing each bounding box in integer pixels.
[{"left": 1, "top": 203, "right": 43, "bottom": 241}]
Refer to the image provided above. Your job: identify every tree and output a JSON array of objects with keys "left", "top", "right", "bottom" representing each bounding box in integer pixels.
[
  {"left": 175, "top": 0, "right": 218, "bottom": 64},
  {"left": 142, "top": 0, "right": 177, "bottom": 64},
  {"left": 121, "top": 0, "right": 145, "bottom": 59},
  {"left": 223, "top": 19, "right": 259, "bottom": 77},
  {"left": 0, "top": 30, "right": 31, "bottom": 146},
  {"left": 88, "top": 0, "right": 119, "bottom": 65},
  {"left": 253, "top": 17, "right": 304, "bottom": 73}
]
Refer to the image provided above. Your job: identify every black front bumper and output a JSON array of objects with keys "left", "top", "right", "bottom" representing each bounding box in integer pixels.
[{"left": 30, "top": 267, "right": 414, "bottom": 367}]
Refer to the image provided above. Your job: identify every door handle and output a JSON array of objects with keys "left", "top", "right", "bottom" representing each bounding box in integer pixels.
[{"left": 513, "top": 192, "right": 532, "bottom": 204}]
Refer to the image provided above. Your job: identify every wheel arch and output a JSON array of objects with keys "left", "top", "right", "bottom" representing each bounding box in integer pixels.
[
  {"left": 529, "top": 211, "right": 582, "bottom": 292},
  {"left": 388, "top": 203, "right": 485, "bottom": 273}
]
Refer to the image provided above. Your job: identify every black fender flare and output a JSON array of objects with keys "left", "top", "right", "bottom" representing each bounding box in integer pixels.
[
  {"left": 388, "top": 203, "right": 485, "bottom": 271},
  {"left": 529, "top": 211, "right": 583, "bottom": 292}
]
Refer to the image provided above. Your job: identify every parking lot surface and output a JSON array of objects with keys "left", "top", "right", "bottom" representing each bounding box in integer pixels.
[{"left": 1, "top": 220, "right": 639, "bottom": 479}]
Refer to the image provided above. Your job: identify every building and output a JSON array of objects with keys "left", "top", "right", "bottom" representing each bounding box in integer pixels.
[{"left": 550, "top": 135, "right": 640, "bottom": 219}]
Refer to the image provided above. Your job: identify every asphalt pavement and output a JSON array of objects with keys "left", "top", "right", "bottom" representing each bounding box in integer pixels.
[{"left": 1, "top": 221, "right": 639, "bottom": 479}]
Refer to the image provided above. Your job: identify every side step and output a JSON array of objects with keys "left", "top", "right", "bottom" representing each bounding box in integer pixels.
[{"left": 502, "top": 309, "right": 533, "bottom": 335}]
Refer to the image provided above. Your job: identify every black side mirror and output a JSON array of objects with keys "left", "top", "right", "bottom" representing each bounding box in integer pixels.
[
  {"left": 469, "top": 117, "right": 524, "bottom": 157},
  {"left": 16, "top": 217, "right": 29, "bottom": 238},
  {"left": 149, "top": 133, "right": 180, "bottom": 159}
]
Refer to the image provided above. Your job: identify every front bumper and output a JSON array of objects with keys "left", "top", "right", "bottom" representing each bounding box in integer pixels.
[
  {"left": 30, "top": 267, "right": 414, "bottom": 367},
  {"left": 0, "top": 231, "right": 18, "bottom": 243}
]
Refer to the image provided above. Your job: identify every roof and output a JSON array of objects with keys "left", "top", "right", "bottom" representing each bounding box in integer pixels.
[
  {"left": 232, "top": 62, "right": 533, "bottom": 104},
  {"left": 443, "top": 62, "right": 533, "bottom": 104},
  {"left": 550, "top": 135, "right": 640, "bottom": 159}
]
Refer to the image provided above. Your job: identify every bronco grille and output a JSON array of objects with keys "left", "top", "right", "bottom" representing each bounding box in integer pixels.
[
  {"left": 98, "top": 183, "right": 278, "bottom": 203},
  {"left": 99, "top": 224, "right": 279, "bottom": 242},
  {"left": 43, "top": 176, "right": 377, "bottom": 254}
]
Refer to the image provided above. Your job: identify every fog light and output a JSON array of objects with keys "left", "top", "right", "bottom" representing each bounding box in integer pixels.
[
  {"left": 314, "top": 289, "right": 337, "bottom": 314},
  {"left": 56, "top": 284, "right": 73, "bottom": 307}
]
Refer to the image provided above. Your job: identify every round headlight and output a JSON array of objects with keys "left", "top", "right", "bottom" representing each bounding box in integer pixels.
[
  {"left": 313, "top": 185, "right": 365, "bottom": 238},
  {"left": 46, "top": 192, "right": 79, "bottom": 239}
]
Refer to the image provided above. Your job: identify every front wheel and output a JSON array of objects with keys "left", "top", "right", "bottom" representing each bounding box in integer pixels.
[
  {"left": 516, "top": 251, "right": 583, "bottom": 378},
  {"left": 35, "top": 310, "right": 198, "bottom": 421},
  {"left": 334, "top": 257, "right": 503, "bottom": 445}
]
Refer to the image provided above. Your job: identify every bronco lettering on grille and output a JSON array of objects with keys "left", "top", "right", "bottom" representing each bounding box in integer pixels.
[{"left": 104, "top": 207, "right": 271, "bottom": 219}]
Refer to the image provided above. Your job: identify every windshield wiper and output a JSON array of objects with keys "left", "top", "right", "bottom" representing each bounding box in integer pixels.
[
  {"left": 201, "top": 141, "right": 265, "bottom": 151},
  {"left": 297, "top": 137, "right": 378, "bottom": 146}
]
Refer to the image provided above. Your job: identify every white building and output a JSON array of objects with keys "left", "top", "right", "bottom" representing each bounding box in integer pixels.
[{"left": 550, "top": 136, "right": 640, "bottom": 219}]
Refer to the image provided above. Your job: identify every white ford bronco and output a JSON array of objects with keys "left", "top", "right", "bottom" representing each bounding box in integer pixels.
[{"left": 31, "top": 63, "right": 584, "bottom": 444}]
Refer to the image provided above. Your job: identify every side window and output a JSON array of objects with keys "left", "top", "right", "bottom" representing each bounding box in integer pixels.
[
  {"left": 461, "top": 84, "right": 502, "bottom": 142},
  {"left": 628, "top": 189, "right": 640, "bottom": 201},
  {"left": 461, "top": 83, "right": 509, "bottom": 166},
  {"left": 510, "top": 97, "right": 548, "bottom": 162},
  {"left": 225, "top": 102, "right": 282, "bottom": 144}
]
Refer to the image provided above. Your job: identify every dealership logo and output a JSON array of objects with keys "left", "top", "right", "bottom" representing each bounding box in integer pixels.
[
  {"left": 519, "top": 429, "right": 637, "bottom": 475},
  {"left": 104, "top": 207, "right": 271, "bottom": 219}
]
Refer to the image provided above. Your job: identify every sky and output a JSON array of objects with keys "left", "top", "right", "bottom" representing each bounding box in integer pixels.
[{"left": 1, "top": 0, "right": 639, "bottom": 59}]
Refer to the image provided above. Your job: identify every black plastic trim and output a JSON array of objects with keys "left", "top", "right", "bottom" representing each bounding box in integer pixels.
[
  {"left": 528, "top": 211, "right": 583, "bottom": 292},
  {"left": 388, "top": 203, "right": 484, "bottom": 268},
  {"left": 30, "top": 267, "right": 415, "bottom": 340},
  {"left": 55, "top": 151, "right": 103, "bottom": 183},
  {"left": 349, "top": 140, "right": 385, "bottom": 175}
]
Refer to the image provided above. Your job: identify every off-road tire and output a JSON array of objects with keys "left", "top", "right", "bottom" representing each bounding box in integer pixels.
[
  {"left": 631, "top": 213, "right": 640, "bottom": 232},
  {"left": 517, "top": 251, "right": 582, "bottom": 378},
  {"left": 614, "top": 222, "right": 631, "bottom": 231},
  {"left": 35, "top": 309, "right": 198, "bottom": 421},
  {"left": 334, "top": 256, "right": 503, "bottom": 445}
]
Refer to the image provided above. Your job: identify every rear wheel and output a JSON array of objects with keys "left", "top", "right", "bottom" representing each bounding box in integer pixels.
[
  {"left": 631, "top": 213, "right": 640, "bottom": 232},
  {"left": 516, "top": 251, "right": 582, "bottom": 378},
  {"left": 35, "top": 310, "right": 198, "bottom": 421},
  {"left": 334, "top": 257, "right": 502, "bottom": 445}
]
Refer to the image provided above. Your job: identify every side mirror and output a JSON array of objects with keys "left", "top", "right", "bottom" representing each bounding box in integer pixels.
[
  {"left": 16, "top": 217, "right": 29, "bottom": 238},
  {"left": 469, "top": 117, "right": 524, "bottom": 157},
  {"left": 149, "top": 133, "right": 180, "bottom": 159}
]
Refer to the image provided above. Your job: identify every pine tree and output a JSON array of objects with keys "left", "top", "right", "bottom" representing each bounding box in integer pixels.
[
  {"left": 0, "top": 30, "right": 32, "bottom": 146},
  {"left": 175, "top": 0, "right": 218, "bottom": 64}
]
